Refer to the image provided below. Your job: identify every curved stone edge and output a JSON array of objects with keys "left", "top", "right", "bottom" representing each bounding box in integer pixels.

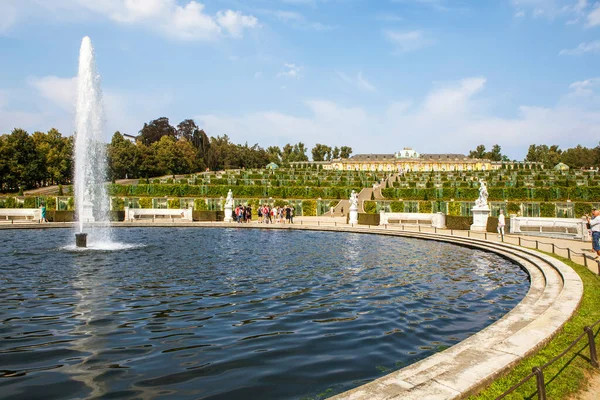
[
  {"left": 0, "top": 223, "right": 584, "bottom": 399},
  {"left": 318, "top": 229, "right": 583, "bottom": 400}
]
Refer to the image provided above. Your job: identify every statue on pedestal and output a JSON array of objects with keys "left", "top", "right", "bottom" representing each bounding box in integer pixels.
[
  {"left": 349, "top": 190, "right": 359, "bottom": 224},
  {"left": 475, "top": 179, "right": 488, "bottom": 208},
  {"left": 225, "top": 190, "right": 234, "bottom": 208},
  {"left": 224, "top": 190, "right": 234, "bottom": 222},
  {"left": 349, "top": 190, "right": 358, "bottom": 210}
]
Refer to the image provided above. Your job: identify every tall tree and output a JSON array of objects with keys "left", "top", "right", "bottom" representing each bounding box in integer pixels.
[
  {"left": 138, "top": 117, "right": 176, "bottom": 145},
  {"left": 311, "top": 143, "right": 332, "bottom": 161},
  {"left": 107, "top": 131, "right": 139, "bottom": 179},
  {"left": 525, "top": 144, "right": 562, "bottom": 167},
  {"left": 331, "top": 146, "right": 340, "bottom": 160},
  {"left": 339, "top": 146, "right": 353, "bottom": 159},
  {"left": 560, "top": 145, "right": 596, "bottom": 169},
  {"left": 468, "top": 144, "right": 487, "bottom": 159}
]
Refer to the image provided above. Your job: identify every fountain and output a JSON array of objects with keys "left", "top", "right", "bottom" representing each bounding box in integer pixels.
[{"left": 73, "top": 36, "right": 111, "bottom": 247}]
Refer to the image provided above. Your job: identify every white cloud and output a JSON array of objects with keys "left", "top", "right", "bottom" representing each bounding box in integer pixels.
[
  {"left": 216, "top": 10, "right": 259, "bottom": 38},
  {"left": 586, "top": 4, "right": 600, "bottom": 26},
  {"left": 0, "top": 1, "right": 18, "bottom": 33},
  {"left": 278, "top": 63, "right": 303, "bottom": 79},
  {"left": 511, "top": 0, "right": 591, "bottom": 22},
  {"left": 27, "top": 76, "right": 78, "bottom": 112},
  {"left": 384, "top": 30, "right": 434, "bottom": 53},
  {"left": 1, "top": 1, "right": 259, "bottom": 40},
  {"left": 559, "top": 40, "right": 600, "bottom": 55},
  {"left": 0, "top": 74, "right": 173, "bottom": 140},
  {"left": 195, "top": 77, "right": 600, "bottom": 160},
  {"left": 337, "top": 71, "right": 376, "bottom": 92},
  {"left": 260, "top": 9, "right": 334, "bottom": 31},
  {"left": 568, "top": 77, "right": 600, "bottom": 95}
]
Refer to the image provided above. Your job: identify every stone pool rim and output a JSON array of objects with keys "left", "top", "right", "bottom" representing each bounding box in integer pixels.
[{"left": 0, "top": 222, "right": 583, "bottom": 400}]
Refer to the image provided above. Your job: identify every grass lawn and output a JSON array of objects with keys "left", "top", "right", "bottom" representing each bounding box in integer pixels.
[{"left": 471, "top": 255, "right": 600, "bottom": 399}]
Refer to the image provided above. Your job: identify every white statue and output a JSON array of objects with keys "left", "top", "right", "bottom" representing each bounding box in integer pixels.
[
  {"left": 475, "top": 179, "right": 488, "bottom": 208},
  {"left": 225, "top": 189, "right": 234, "bottom": 208},
  {"left": 349, "top": 190, "right": 358, "bottom": 209}
]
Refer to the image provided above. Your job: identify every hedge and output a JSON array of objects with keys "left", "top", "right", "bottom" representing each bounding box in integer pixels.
[
  {"left": 540, "top": 202, "right": 556, "bottom": 218},
  {"left": 363, "top": 201, "right": 377, "bottom": 214},
  {"left": 302, "top": 200, "right": 316, "bottom": 216},
  {"left": 446, "top": 215, "right": 472, "bottom": 230}
]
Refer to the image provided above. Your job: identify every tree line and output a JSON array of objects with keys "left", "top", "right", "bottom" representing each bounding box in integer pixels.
[
  {"left": 2, "top": 117, "right": 599, "bottom": 193},
  {"left": 0, "top": 117, "right": 352, "bottom": 192},
  {"left": 467, "top": 143, "right": 600, "bottom": 169}
]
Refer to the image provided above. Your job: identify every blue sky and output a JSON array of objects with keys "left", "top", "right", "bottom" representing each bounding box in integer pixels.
[{"left": 1, "top": 0, "right": 600, "bottom": 160}]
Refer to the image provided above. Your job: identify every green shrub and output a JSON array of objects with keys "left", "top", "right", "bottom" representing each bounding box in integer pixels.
[
  {"left": 419, "top": 201, "right": 432, "bottom": 213},
  {"left": 111, "top": 197, "right": 125, "bottom": 211},
  {"left": 139, "top": 197, "right": 152, "bottom": 208},
  {"left": 301, "top": 200, "right": 316, "bottom": 216},
  {"left": 507, "top": 202, "right": 521, "bottom": 215},
  {"left": 574, "top": 202, "right": 592, "bottom": 218},
  {"left": 45, "top": 197, "right": 56, "bottom": 210},
  {"left": 58, "top": 184, "right": 64, "bottom": 196},
  {"left": 390, "top": 201, "right": 403, "bottom": 212},
  {"left": 23, "top": 197, "right": 36, "bottom": 208},
  {"left": 363, "top": 201, "right": 377, "bottom": 214},
  {"left": 447, "top": 202, "right": 461, "bottom": 216},
  {"left": 167, "top": 198, "right": 180, "bottom": 209},
  {"left": 540, "top": 202, "right": 556, "bottom": 217},
  {"left": 194, "top": 198, "right": 208, "bottom": 211},
  {"left": 3, "top": 197, "right": 18, "bottom": 208},
  {"left": 67, "top": 197, "right": 74, "bottom": 211}
]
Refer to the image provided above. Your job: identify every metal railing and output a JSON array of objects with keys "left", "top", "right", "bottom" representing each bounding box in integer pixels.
[{"left": 495, "top": 320, "right": 599, "bottom": 400}]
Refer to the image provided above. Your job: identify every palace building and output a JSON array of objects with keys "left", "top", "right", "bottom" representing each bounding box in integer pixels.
[{"left": 320, "top": 148, "right": 497, "bottom": 172}]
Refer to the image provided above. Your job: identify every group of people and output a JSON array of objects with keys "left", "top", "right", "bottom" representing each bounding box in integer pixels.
[
  {"left": 232, "top": 204, "right": 296, "bottom": 224},
  {"left": 586, "top": 208, "right": 600, "bottom": 259},
  {"left": 257, "top": 205, "right": 295, "bottom": 224}
]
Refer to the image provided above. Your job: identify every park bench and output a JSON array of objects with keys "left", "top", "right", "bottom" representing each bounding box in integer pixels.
[
  {"left": 124, "top": 207, "right": 193, "bottom": 222},
  {"left": 0, "top": 208, "right": 41, "bottom": 223},
  {"left": 510, "top": 216, "right": 590, "bottom": 241},
  {"left": 380, "top": 211, "right": 446, "bottom": 229}
]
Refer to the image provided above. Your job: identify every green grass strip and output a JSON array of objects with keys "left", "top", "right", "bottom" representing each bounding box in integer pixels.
[{"left": 471, "top": 254, "right": 600, "bottom": 400}]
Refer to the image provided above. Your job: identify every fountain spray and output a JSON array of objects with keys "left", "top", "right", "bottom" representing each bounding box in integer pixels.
[{"left": 74, "top": 36, "right": 111, "bottom": 247}]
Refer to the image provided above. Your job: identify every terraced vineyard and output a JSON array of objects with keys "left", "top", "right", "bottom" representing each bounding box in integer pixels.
[{"left": 2, "top": 166, "right": 599, "bottom": 217}]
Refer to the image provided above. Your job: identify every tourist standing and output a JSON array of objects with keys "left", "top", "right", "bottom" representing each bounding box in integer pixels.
[
  {"left": 497, "top": 210, "right": 505, "bottom": 238},
  {"left": 40, "top": 203, "right": 47, "bottom": 223},
  {"left": 587, "top": 208, "right": 600, "bottom": 258}
]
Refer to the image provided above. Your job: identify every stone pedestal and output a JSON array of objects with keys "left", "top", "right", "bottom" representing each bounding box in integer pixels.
[
  {"left": 224, "top": 205, "right": 233, "bottom": 223},
  {"left": 470, "top": 205, "right": 490, "bottom": 232},
  {"left": 349, "top": 205, "right": 359, "bottom": 224}
]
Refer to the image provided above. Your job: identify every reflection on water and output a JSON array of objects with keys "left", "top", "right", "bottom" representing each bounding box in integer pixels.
[{"left": 0, "top": 228, "right": 529, "bottom": 399}]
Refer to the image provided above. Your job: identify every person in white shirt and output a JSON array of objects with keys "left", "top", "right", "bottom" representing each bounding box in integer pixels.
[
  {"left": 587, "top": 208, "right": 600, "bottom": 258},
  {"left": 497, "top": 210, "right": 506, "bottom": 238}
]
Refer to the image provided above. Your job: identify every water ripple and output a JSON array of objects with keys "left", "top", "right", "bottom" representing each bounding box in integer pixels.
[{"left": 0, "top": 228, "right": 529, "bottom": 399}]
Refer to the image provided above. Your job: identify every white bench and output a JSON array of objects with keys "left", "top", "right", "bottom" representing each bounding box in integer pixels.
[
  {"left": 0, "top": 208, "right": 41, "bottom": 223},
  {"left": 380, "top": 211, "right": 446, "bottom": 229},
  {"left": 124, "top": 207, "right": 193, "bottom": 222},
  {"left": 510, "top": 216, "right": 590, "bottom": 241}
]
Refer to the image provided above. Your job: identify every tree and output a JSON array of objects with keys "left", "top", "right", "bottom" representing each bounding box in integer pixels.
[
  {"left": 107, "top": 132, "right": 139, "bottom": 179},
  {"left": 468, "top": 144, "right": 487, "bottom": 159},
  {"left": 331, "top": 146, "right": 340, "bottom": 160},
  {"left": 267, "top": 146, "right": 282, "bottom": 163},
  {"left": 311, "top": 143, "right": 331, "bottom": 161},
  {"left": 525, "top": 144, "right": 562, "bottom": 167},
  {"left": 339, "top": 146, "right": 353, "bottom": 159},
  {"left": 560, "top": 145, "right": 596, "bottom": 169},
  {"left": 138, "top": 117, "right": 176, "bottom": 145}
]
